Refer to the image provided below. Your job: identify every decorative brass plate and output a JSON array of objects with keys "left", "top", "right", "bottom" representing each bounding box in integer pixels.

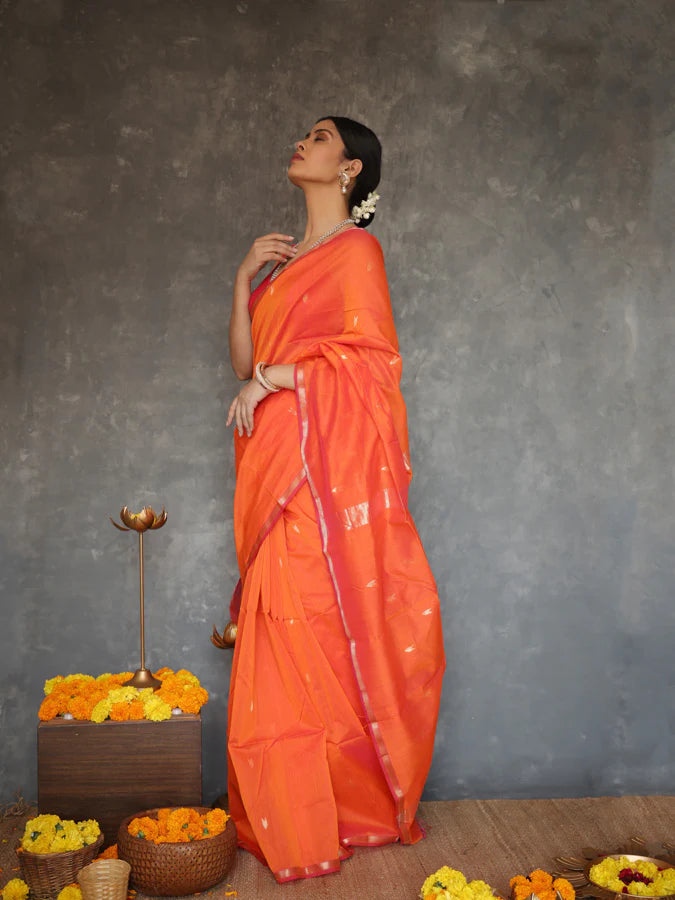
[{"left": 552, "top": 839, "right": 675, "bottom": 900}]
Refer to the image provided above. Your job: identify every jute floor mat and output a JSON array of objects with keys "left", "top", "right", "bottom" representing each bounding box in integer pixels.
[{"left": 2, "top": 796, "right": 674, "bottom": 900}]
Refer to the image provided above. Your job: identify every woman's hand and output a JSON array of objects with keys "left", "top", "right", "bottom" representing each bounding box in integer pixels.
[
  {"left": 236, "top": 233, "right": 297, "bottom": 283},
  {"left": 226, "top": 379, "right": 271, "bottom": 437}
]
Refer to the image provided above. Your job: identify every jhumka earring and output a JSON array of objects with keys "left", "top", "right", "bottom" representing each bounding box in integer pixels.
[{"left": 338, "top": 171, "right": 350, "bottom": 194}]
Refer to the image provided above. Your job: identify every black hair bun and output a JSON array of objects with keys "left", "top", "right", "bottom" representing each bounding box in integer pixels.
[{"left": 318, "top": 115, "right": 382, "bottom": 229}]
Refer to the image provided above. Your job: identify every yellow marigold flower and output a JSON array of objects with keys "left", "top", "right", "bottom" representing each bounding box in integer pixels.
[
  {"left": 468, "top": 881, "right": 496, "bottom": 898},
  {"left": 656, "top": 870, "right": 675, "bottom": 892},
  {"left": 108, "top": 687, "right": 140, "bottom": 705},
  {"left": 142, "top": 695, "right": 172, "bottom": 722},
  {"left": 175, "top": 669, "right": 200, "bottom": 686},
  {"left": 78, "top": 820, "right": 101, "bottom": 845},
  {"left": 421, "top": 867, "right": 470, "bottom": 898},
  {"left": 91, "top": 699, "right": 112, "bottom": 723},
  {"left": 57, "top": 886, "right": 82, "bottom": 900},
  {"left": 44, "top": 676, "right": 65, "bottom": 696},
  {"left": 590, "top": 857, "right": 675, "bottom": 897},
  {"left": 2, "top": 879, "right": 30, "bottom": 900}
]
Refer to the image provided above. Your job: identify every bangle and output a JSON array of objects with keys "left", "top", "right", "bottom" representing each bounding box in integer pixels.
[{"left": 255, "top": 361, "right": 281, "bottom": 392}]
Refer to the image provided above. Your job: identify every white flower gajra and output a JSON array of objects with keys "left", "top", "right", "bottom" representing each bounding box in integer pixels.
[{"left": 351, "top": 190, "right": 380, "bottom": 222}]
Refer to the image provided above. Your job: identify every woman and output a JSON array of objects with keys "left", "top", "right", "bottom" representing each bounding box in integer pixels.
[{"left": 219, "top": 116, "right": 445, "bottom": 882}]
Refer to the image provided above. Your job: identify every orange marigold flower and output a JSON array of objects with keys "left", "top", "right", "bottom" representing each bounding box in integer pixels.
[
  {"left": 155, "top": 688, "right": 181, "bottom": 708},
  {"left": 205, "top": 808, "right": 228, "bottom": 835},
  {"left": 39, "top": 697, "right": 64, "bottom": 721},
  {"left": 553, "top": 879, "right": 575, "bottom": 900},
  {"left": 109, "top": 703, "right": 131, "bottom": 722},
  {"left": 127, "top": 700, "right": 145, "bottom": 720},
  {"left": 530, "top": 872, "right": 553, "bottom": 888},
  {"left": 67, "top": 697, "right": 92, "bottom": 720},
  {"left": 128, "top": 817, "right": 158, "bottom": 841},
  {"left": 155, "top": 667, "right": 173, "bottom": 678},
  {"left": 97, "top": 844, "right": 118, "bottom": 860},
  {"left": 513, "top": 885, "right": 534, "bottom": 900},
  {"left": 511, "top": 877, "right": 529, "bottom": 889},
  {"left": 177, "top": 686, "right": 208, "bottom": 714}
]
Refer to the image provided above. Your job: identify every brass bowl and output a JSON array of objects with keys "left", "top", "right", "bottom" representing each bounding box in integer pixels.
[{"left": 585, "top": 855, "right": 675, "bottom": 900}]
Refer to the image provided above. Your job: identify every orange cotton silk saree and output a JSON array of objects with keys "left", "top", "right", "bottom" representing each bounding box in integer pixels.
[{"left": 226, "top": 228, "right": 445, "bottom": 883}]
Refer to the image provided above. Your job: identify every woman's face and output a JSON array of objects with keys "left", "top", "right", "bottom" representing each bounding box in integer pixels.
[{"left": 287, "top": 119, "right": 361, "bottom": 188}]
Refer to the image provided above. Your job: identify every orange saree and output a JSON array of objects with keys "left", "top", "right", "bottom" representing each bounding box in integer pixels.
[{"left": 227, "top": 228, "right": 445, "bottom": 882}]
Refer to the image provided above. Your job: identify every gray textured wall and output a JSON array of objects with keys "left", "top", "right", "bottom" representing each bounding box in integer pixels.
[{"left": 1, "top": 0, "right": 674, "bottom": 807}]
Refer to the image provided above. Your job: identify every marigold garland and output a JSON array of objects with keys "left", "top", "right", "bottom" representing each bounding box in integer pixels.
[
  {"left": 38, "top": 669, "right": 208, "bottom": 724},
  {"left": 589, "top": 857, "right": 675, "bottom": 897},
  {"left": 128, "top": 807, "right": 229, "bottom": 844},
  {"left": 510, "top": 870, "right": 576, "bottom": 900},
  {"left": 420, "top": 865, "right": 497, "bottom": 900},
  {"left": 20, "top": 815, "right": 101, "bottom": 854}
]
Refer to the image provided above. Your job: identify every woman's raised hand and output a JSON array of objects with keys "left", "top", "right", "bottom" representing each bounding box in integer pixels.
[{"left": 236, "top": 233, "right": 297, "bottom": 283}]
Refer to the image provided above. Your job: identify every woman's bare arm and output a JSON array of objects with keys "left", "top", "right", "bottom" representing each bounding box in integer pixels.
[
  {"left": 229, "top": 273, "right": 254, "bottom": 380},
  {"left": 228, "top": 233, "right": 297, "bottom": 380}
]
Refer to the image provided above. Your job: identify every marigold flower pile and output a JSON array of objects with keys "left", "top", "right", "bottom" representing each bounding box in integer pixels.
[
  {"left": 510, "top": 870, "right": 575, "bottom": 900},
  {"left": 20, "top": 814, "right": 100, "bottom": 854},
  {"left": 420, "top": 866, "right": 497, "bottom": 900},
  {"left": 128, "top": 807, "right": 229, "bottom": 843},
  {"left": 56, "top": 886, "right": 82, "bottom": 900},
  {"left": 589, "top": 857, "right": 675, "bottom": 896},
  {"left": 1, "top": 880, "right": 29, "bottom": 900},
  {"left": 38, "top": 668, "right": 208, "bottom": 723}
]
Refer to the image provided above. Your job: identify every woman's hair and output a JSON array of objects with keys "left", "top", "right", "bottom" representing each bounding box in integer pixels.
[{"left": 317, "top": 116, "right": 381, "bottom": 229}]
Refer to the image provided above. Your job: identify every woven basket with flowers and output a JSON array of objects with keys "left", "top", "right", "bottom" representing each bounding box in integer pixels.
[
  {"left": 117, "top": 806, "right": 236, "bottom": 896},
  {"left": 16, "top": 815, "right": 104, "bottom": 900}
]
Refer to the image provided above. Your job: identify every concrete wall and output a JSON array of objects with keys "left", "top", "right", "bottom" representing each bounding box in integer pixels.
[{"left": 1, "top": 0, "right": 673, "bottom": 806}]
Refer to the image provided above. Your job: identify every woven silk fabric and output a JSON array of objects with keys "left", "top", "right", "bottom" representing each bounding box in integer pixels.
[{"left": 227, "top": 228, "right": 446, "bottom": 882}]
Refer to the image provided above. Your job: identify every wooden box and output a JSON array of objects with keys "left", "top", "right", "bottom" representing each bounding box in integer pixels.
[{"left": 38, "top": 715, "right": 202, "bottom": 845}]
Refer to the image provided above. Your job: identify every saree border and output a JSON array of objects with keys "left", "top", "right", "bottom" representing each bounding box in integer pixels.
[
  {"left": 230, "top": 467, "right": 307, "bottom": 622},
  {"left": 243, "top": 468, "right": 307, "bottom": 573},
  {"left": 294, "top": 363, "right": 416, "bottom": 845}
]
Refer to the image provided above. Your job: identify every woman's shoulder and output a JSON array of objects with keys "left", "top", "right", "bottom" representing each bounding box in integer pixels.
[{"left": 340, "top": 227, "right": 384, "bottom": 262}]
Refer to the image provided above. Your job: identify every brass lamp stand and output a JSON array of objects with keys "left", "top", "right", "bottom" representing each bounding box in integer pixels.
[{"left": 111, "top": 505, "right": 168, "bottom": 690}]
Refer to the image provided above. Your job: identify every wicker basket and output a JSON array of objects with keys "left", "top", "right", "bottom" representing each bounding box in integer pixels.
[
  {"left": 17, "top": 834, "right": 104, "bottom": 900},
  {"left": 77, "top": 859, "right": 131, "bottom": 900},
  {"left": 117, "top": 807, "right": 237, "bottom": 896}
]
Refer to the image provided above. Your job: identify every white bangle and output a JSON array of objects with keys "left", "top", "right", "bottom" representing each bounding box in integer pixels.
[{"left": 255, "top": 361, "right": 280, "bottom": 392}]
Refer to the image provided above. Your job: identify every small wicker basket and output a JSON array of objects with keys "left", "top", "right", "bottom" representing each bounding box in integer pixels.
[
  {"left": 17, "top": 834, "right": 104, "bottom": 900},
  {"left": 117, "top": 807, "right": 237, "bottom": 896},
  {"left": 77, "top": 859, "right": 131, "bottom": 900}
]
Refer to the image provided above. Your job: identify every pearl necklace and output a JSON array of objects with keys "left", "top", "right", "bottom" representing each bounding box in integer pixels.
[{"left": 270, "top": 217, "right": 356, "bottom": 282}]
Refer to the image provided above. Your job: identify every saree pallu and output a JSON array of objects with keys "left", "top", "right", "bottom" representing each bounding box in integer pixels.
[{"left": 227, "top": 228, "right": 445, "bottom": 882}]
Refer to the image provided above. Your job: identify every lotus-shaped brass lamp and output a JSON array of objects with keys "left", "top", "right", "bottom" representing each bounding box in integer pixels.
[
  {"left": 111, "top": 505, "right": 168, "bottom": 689},
  {"left": 211, "top": 621, "right": 237, "bottom": 649}
]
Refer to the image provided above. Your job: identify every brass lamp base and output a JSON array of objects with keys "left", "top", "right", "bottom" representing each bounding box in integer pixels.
[{"left": 124, "top": 668, "right": 162, "bottom": 690}]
